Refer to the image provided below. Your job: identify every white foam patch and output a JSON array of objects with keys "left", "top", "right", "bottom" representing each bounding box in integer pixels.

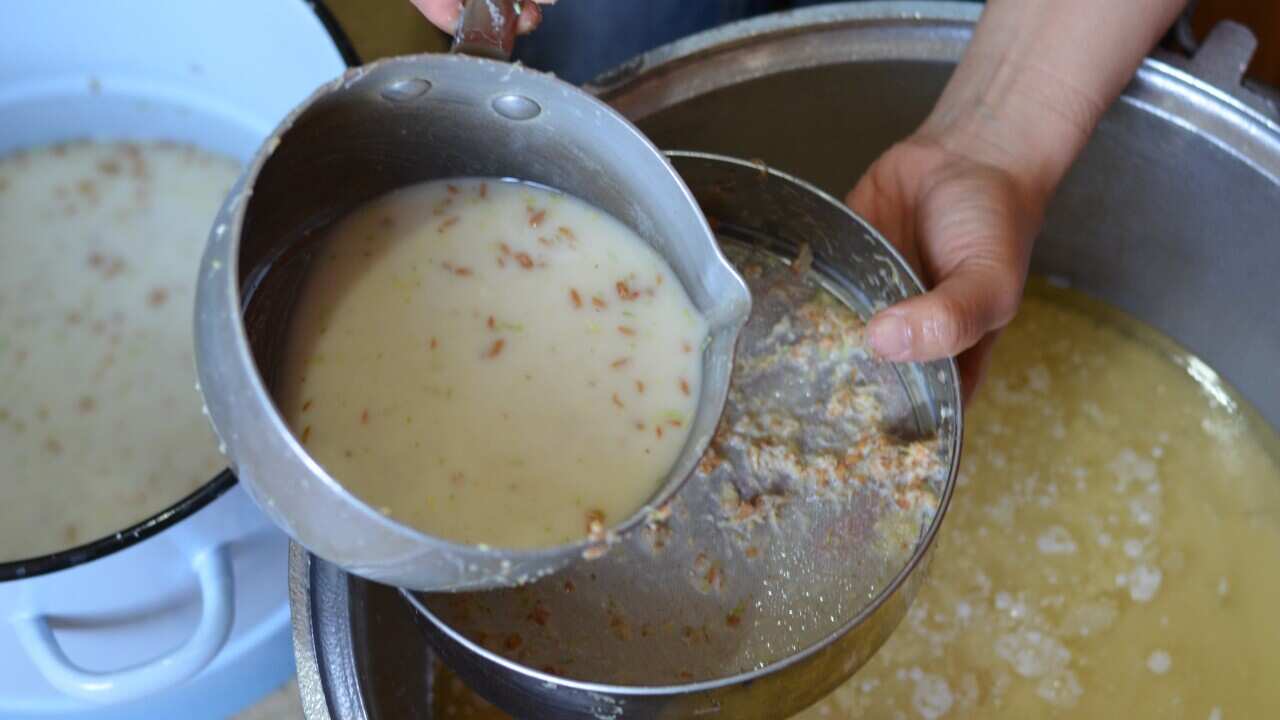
[
  {"left": 1037, "top": 526, "right": 1078, "bottom": 555},
  {"left": 1026, "top": 364, "right": 1051, "bottom": 394},
  {"left": 994, "top": 630, "right": 1071, "bottom": 678},
  {"left": 1129, "top": 495, "right": 1160, "bottom": 528},
  {"left": 908, "top": 668, "right": 954, "bottom": 720},
  {"left": 1060, "top": 600, "right": 1118, "bottom": 638},
  {"left": 1129, "top": 564, "right": 1163, "bottom": 603},
  {"left": 1108, "top": 448, "right": 1157, "bottom": 492},
  {"left": 1147, "top": 649, "right": 1172, "bottom": 674},
  {"left": 1036, "top": 668, "right": 1083, "bottom": 709},
  {"left": 1123, "top": 538, "right": 1144, "bottom": 559},
  {"left": 994, "top": 592, "right": 1028, "bottom": 620}
]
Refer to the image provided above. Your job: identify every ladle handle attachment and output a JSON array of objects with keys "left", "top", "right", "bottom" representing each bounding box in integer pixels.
[{"left": 452, "top": 0, "right": 521, "bottom": 60}]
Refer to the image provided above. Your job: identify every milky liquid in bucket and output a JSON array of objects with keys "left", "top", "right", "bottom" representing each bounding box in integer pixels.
[
  {"left": 0, "top": 141, "right": 238, "bottom": 562},
  {"left": 276, "top": 179, "right": 708, "bottom": 549}
]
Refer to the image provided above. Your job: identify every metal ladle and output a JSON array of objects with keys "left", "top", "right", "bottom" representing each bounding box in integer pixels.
[{"left": 193, "top": 0, "right": 750, "bottom": 591}]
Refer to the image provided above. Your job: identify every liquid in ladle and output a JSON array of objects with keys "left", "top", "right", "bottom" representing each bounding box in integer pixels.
[{"left": 278, "top": 179, "right": 707, "bottom": 549}]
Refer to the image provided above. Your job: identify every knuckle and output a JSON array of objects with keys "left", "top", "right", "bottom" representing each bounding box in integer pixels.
[
  {"left": 925, "top": 295, "right": 975, "bottom": 353},
  {"left": 988, "top": 274, "right": 1024, "bottom": 328}
]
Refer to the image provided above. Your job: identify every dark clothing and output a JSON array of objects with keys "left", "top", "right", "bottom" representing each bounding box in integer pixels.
[{"left": 511, "top": 1, "right": 981, "bottom": 84}]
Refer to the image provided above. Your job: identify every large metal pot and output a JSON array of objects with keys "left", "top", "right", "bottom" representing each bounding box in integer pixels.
[
  {"left": 291, "top": 3, "right": 1280, "bottom": 718},
  {"left": 588, "top": 1, "right": 1280, "bottom": 429}
]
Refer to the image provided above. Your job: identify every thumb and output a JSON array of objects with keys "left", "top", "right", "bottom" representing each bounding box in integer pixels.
[
  {"left": 866, "top": 258, "right": 1021, "bottom": 362},
  {"left": 409, "top": 0, "right": 462, "bottom": 31}
]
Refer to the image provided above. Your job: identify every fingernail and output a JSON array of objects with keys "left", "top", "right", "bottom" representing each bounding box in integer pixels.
[{"left": 869, "top": 314, "right": 911, "bottom": 361}]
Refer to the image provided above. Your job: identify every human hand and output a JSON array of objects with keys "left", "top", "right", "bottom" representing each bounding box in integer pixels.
[
  {"left": 409, "top": 0, "right": 553, "bottom": 35},
  {"left": 847, "top": 134, "right": 1040, "bottom": 403},
  {"left": 847, "top": 0, "right": 1186, "bottom": 402}
]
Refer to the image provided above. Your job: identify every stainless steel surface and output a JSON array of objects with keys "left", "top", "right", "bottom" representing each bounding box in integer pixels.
[
  {"left": 195, "top": 53, "right": 751, "bottom": 592},
  {"left": 293, "top": 543, "right": 444, "bottom": 720},
  {"left": 291, "top": 3, "right": 1280, "bottom": 719},
  {"left": 407, "top": 152, "right": 959, "bottom": 719}
]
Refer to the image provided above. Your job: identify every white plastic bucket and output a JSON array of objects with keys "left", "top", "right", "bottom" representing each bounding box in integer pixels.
[{"left": 0, "top": 2, "right": 353, "bottom": 717}]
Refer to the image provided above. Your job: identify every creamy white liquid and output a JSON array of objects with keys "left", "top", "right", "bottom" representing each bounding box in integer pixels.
[
  {"left": 0, "top": 141, "right": 238, "bottom": 562},
  {"left": 278, "top": 179, "right": 707, "bottom": 549}
]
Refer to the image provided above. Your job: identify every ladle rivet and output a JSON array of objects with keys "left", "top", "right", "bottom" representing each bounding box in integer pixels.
[
  {"left": 381, "top": 78, "right": 432, "bottom": 103},
  {"left": 492, "top": 94, "right": 541, "bottom": 120}
]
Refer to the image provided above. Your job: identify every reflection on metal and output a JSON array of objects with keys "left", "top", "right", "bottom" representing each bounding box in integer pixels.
[{"left": 1182, "top": 355, "right": 1239, "bottom": 413}]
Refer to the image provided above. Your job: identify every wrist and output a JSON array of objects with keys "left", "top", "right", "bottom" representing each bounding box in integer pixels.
[{"left": 918, "top": 52, "right": 1105, "bottom": 213}]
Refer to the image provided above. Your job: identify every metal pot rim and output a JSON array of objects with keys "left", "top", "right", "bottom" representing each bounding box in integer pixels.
[{"left": 589, "top": 1, "right": 1279, "bottom": 167}]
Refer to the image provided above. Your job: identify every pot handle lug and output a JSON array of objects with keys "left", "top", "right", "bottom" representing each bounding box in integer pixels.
[
  {"left": 13, "top": 545, "right": 234, "bottom": 704},
  {"left": 1169, "top": 19, "right": 1280, "bottom": 124}
]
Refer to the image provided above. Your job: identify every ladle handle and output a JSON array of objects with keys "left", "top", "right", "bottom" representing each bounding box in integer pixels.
[{"left": 452, "top": 0, "right": 520, "bottom": 60}]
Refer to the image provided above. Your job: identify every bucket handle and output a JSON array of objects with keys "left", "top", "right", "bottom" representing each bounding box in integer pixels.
[{"left": 13, "top": 545, "right": 234, "bottom": 704}]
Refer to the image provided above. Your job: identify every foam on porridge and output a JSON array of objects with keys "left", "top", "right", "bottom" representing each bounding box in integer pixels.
[
  {"left": 427, "top": 280, "right": 1280, "bottom": 719},
  {"left": 794, "top": 281, "right": 1280, "bottom": 718}
]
